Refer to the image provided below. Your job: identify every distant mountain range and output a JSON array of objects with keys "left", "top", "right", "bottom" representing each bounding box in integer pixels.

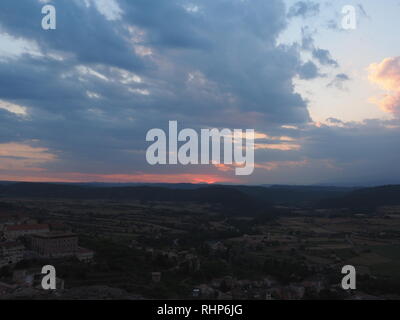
[{"left": 0, "top": 182, "right": 399, "bottom": 213}]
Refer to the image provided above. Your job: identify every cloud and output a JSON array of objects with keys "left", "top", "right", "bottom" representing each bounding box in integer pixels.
[
  {"left": 255, "top": 143, "right": 301, "bottom": 151},
  {"left": 368, "top": 56, "right": 400, "bottom": 91},
  {"left": 0, "top": 142, "right": 55, "bottom": 160},
  {"left": 298, "top": 119, "right": 400, "bottom": 185},
  {"left": 287, "top": 1, "right": 320, "bottom": 19},
  {"left": 0, "top": 100, "right": 27, "bottom": 115},
  {"left": 312, "top": 48, "right": 339, "bottom": 67},
  {"left": 297, "top": 60, "right": 325, "bottom": 80},
  {"left": 300, "top": 27, "right": 315, "bottom": 51},
  {"left": 300, "top": 27, "right": 339, "bottom": 68},
  {"left": 369, "top": 93, "right": 400, "bottom": 115},
  {"left": 0, "top": 0, "right": 397, "bottom": 186},
  {"left": 327, "top": 73, "right": 351, "bottom": 90},
  {"left": 255, "top": 160, "right": 308, "bottom": 171},
  {"left": 0, "top": 0, "right": 144, "bottom": 71},
  {"left": 0, "top": 142, "right": 56, "bottom": 175},
  {"left": 248, "top": 119, "right": 400, "bottom": 185},
  {"left": 0, "top": 0, "right": 316, "bottom": 182},
  {"left": 89, "top": 0, "right": 123, "bottom": 21},
  {"left": 368, "top": 56, "right": 400, "bottom": 115},
  {"left": 326, "top": 117, "right": 344, "bottom": 126}
]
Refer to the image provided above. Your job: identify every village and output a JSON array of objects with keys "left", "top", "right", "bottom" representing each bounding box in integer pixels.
[{"left": 1, "top": 197, "right": 400, "bottom": 300}]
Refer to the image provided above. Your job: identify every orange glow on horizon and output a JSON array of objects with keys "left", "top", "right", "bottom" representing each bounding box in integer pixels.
[{"left": 0, "top": 171, "right": 238, "bottom": 184}]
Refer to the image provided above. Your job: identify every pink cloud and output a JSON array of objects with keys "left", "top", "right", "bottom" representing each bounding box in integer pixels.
[
  {"left": 369, "top": 92, "right": 400, "bottom": 115},
  {"left": 255, "top": 143, "right": 301, "bottom": 151},
  {"left": 0, "top": 143, "right": 56, "bottom": 172},
  {"left": 255, "top": 160, "right": 308, "bottom": 171},
  {"left": 368, "top": 56, "right": 400, "bottom": 115}
]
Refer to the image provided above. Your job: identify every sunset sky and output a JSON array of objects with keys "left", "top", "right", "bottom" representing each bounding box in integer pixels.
[{"left": 0, "top": 0, "right": 400, "bottom": 185}]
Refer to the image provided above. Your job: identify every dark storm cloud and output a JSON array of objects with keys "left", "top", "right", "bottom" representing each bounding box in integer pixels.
[
  {"left": 0, "top": 55, "right": 84, "bottom": 102},
  {"left": 0, "top": 0, "right": 316, "bottom": 178},
  {"left": 298, "top": 120, "right": 400, "bottom": 184},
  {"left": 0, "top": 109, "right": 27, "bottom": 143},
  {"left": 119, "top": 0, "right": 288, "bottom": 47},
  {"left": 116, "top": 0, "right": 310, "bottom": 123},
  {"left": 248, "top": 119, "right": 400, "bottom": 185},
  {"left": 118, "top": 0, "right": 211, "bottom": 49},
  {"left": 6, "top": 0, "right": 395, "bottom": 185},
  {"left": 0, "top": 0, "right": 144, "bottom": 71}
]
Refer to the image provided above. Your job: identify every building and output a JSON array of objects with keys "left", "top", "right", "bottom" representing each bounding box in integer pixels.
[
  {"left": 4, "top": 224, "right": 49, "bottom": 240},
  {"left": 0, "top": 241, "right": 25, "bottom": 268},
  {"left": 31, "top": 232, "right": 78, "bottom": 258}
]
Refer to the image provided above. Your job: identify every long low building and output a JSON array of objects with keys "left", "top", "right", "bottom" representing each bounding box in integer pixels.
[
  {"left": 30, "top": 232, "right": 94, "bottom": 262},
  {"left": 31, "top": 232, "right": 78, "bottom": 258}
]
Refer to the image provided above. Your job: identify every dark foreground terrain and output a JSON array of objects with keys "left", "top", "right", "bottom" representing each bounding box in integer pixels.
[{"left": 1, "top": 182, "right": 400, "bottom": 300}]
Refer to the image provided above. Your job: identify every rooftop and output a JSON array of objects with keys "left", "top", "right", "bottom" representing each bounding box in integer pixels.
[
  {"left": 32, "top": 232, "right": 77, "bottom": 239},
  {"left": 5, "top": 224, "right": 49, "bottom": 232}
]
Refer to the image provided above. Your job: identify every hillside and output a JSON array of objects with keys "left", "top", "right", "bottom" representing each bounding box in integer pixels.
[
  {"left": 0, "top": 182, "right": 266, "bottom": 215},
  {"left": 318, "top": 185, "right": 400, "bottom": 209}
]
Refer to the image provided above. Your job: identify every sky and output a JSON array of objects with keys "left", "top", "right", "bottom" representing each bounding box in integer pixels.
[{"left": 0, "top": 0, "right": 400, "bottom": 186}]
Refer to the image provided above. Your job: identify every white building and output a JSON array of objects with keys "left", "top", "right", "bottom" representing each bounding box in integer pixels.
[{"left": 0, "top": 242, "right": 25, "bottom": 268}]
